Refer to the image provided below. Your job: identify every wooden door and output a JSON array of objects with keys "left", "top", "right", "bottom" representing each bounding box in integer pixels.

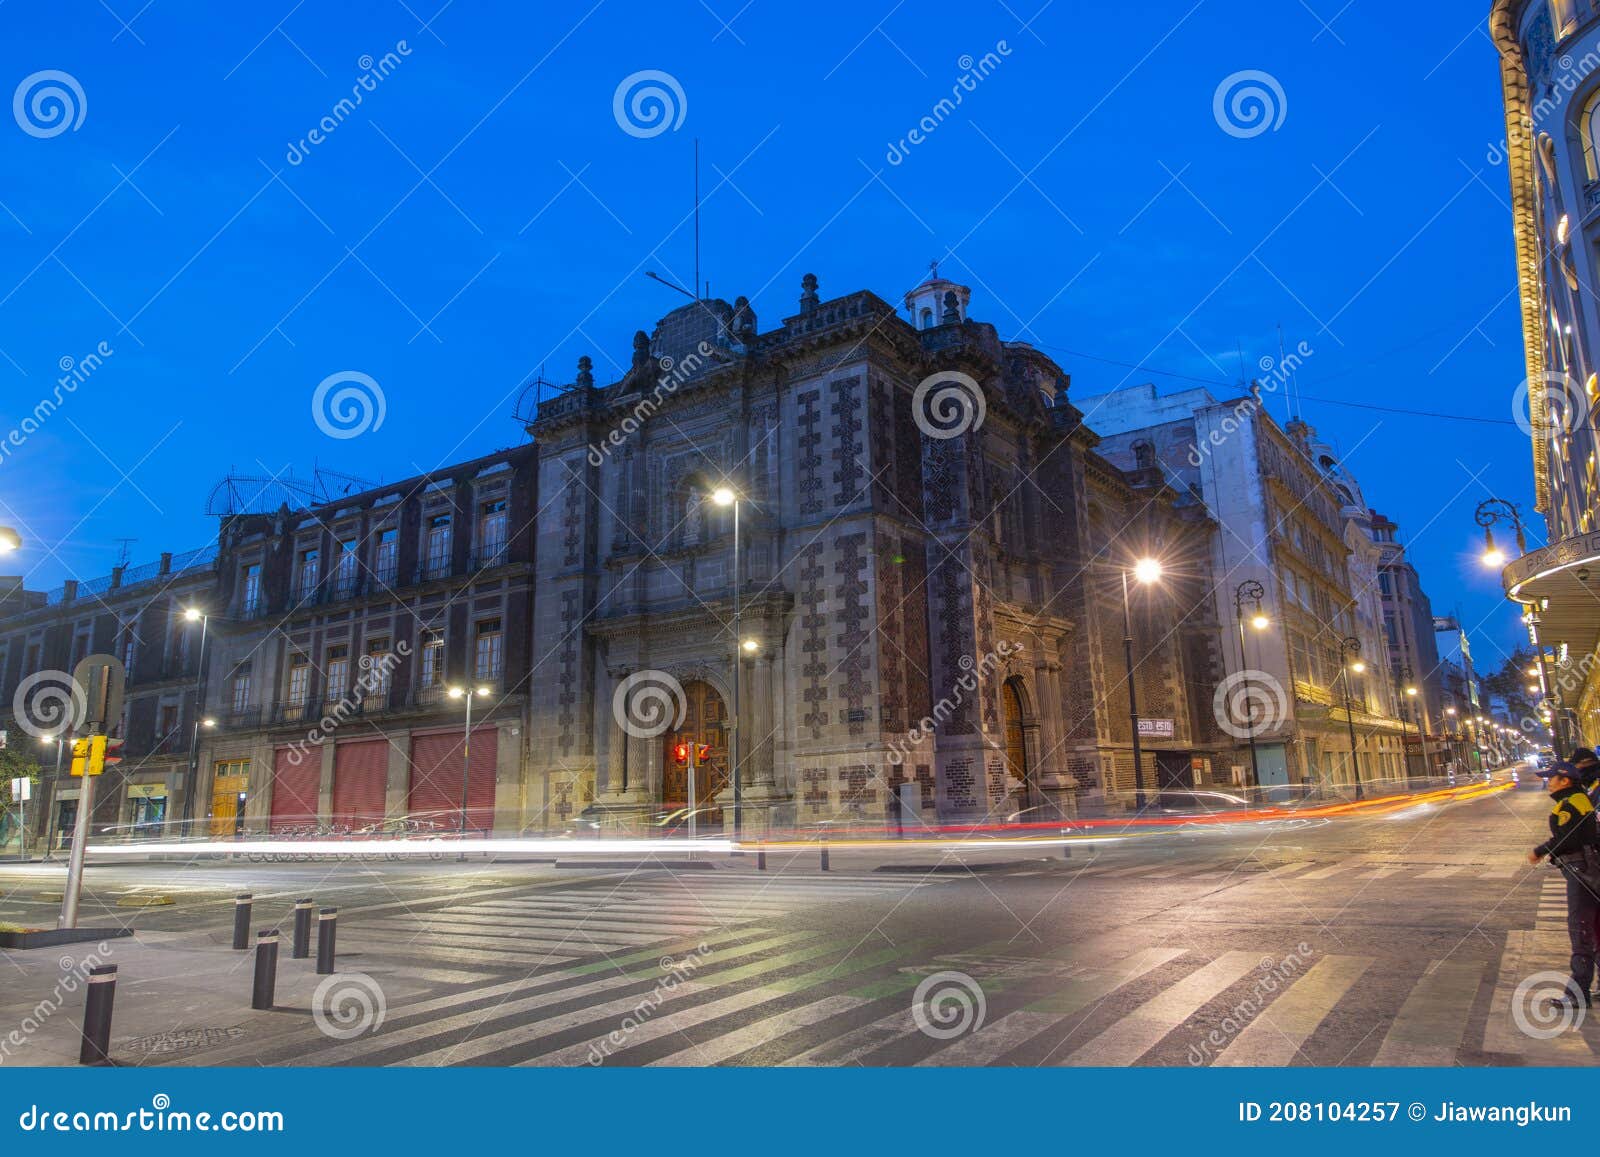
[{"left": 662, "top": 681, "right": 729, "bottom": 824}]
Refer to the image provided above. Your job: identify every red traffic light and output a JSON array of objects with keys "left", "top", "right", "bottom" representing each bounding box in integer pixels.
[
  {"left": 696, "top": 744, "right": 710, "bottom": 763},
  {"left": 102, "top": 737, "right": 125, "bottom": 767},
  {"left": 672, "top": 743, "right": 689, "bottom": 765}
]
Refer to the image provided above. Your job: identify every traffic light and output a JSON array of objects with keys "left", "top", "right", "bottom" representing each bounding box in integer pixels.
[
  {"left": 672, "top": 742, "right": 689, "bottom": 765},
  {"left": 100, "top": 737, "right": 124, "bottom": 769},
  {"left": 695, "top": 744, "right": 710, "bottom": 764},
  {"left": 69, "top": 738, "right": 91, "bottom": 777}
]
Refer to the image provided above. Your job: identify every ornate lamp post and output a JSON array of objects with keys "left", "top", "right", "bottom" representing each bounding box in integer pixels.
[
  {"left": 710, "top": 484, "right": 744, "bottom": 839},
  {"left": 1121, "top": 557, "right": 1163, "bottom": 811}
]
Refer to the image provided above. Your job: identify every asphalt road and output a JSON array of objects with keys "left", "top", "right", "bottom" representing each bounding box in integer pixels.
[{"left": 0, "top": 781, "right": 1586, "bottom": 1067}]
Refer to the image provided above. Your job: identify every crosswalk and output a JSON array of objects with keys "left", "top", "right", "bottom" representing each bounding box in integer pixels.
[
  {"left": 342, "top": 872, "right": 930, "bottom": 974},
  {"left": 141, "top": 857, "right": 1594, "bottom": 1068},
  {"left": 1046, "top": 853, "right": 1530, "bottom": 883}
]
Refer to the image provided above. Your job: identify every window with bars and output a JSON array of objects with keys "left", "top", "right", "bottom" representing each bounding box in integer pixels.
[
  {"left": 365, "top": 637, "right": 393, "bottom": 706},
  {"left": 241, "top": 563, "right": 262, "bottom": 614},
  {"left": 474, "top": 618, "right": 503, "bottom": 683},
  {"left": 478, "top": 499, "right": 508, "bottom": 566},
  {"left": 287, "top": 659, "right": 311, "bottom": 705},
  {"left": 374, "top": 528, "right": 398, "bottom": 584},
  {"left": 425, "top": 515, "right": 452, "bottom": 577},
  {"left": 420, "top": 630, "right": 445, "bottom": 689},
  {"left": 297, "top": 548, "right": 320, "bottom": 596},
  {"left": 231, "top": 669, "right": 252, "bottom": 714},
  {"left": 334, "top": 540, "right": 359, "bottom": 596},
  {"left": 325, "top": 644, "right": 350, "bottom": 702}
]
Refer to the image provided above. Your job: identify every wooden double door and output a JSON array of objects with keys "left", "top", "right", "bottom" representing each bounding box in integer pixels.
[{"left": 662, "top": 680, "right": 729, "bottom": 824}]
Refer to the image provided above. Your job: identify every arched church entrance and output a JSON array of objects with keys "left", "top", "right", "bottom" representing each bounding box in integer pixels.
[{"left": 662, "top": 680, "right": 730, "bottom": 825}]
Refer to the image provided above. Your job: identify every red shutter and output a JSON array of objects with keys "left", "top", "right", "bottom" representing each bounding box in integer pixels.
[
  {"left": 270, "top": 746, "right": 321, "bottom": 832},
  {"left": 333, "top": 739, "right": 390, "bottom": 830},
  {"left": 408, "top": 729, "right": 497, "bottom": 833}
]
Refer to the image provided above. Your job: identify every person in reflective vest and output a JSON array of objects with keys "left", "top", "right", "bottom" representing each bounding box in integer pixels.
[{"left": 1528, "top": 760, "right": 1600, "bottom": 1009}]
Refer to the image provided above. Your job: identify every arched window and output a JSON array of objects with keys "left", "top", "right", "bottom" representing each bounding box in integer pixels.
[
  {"left": 920, "top": 307, "right": 934, "bottom": 330},
  {"left": 1132, "top": 440, "right": 1156, "bottom": 469},
  {"left": 1582, "top": 90, "right": 1600, "bottom": 182}
]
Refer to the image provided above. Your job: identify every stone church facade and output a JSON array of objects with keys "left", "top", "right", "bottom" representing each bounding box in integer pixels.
[{"left": 527, "top": 272, "right": 1224, "bottom": 831}]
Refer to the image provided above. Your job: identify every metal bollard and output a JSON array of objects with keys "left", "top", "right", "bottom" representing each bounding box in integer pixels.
[
  {"left": 232, "top": 894, "right": 252, "bottom": 950},
  {"left": 251, "top": 930, "right": 279, "bottom": 1010},
  {"left": 291, "top": 898, "right": 313, "bottom": 959},
  {"left": 819, "top": 845, "right": 830, "bottom": 872},
  {"left": 79, "top": 965, "right": 117, "bottom": 1066},
  {"left": 316, "top": 907, "right": 337, "bottom": 975},
  {"left": 1061, "top": 842, "right": 1072, "bottom": 860},
  {"left": 757, "top": 849, "right": 767, "bottom": 871}
]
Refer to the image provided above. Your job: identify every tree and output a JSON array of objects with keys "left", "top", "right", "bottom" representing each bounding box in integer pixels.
[{"left": 0, "top": 742, "right": 44, "bottom": 849}]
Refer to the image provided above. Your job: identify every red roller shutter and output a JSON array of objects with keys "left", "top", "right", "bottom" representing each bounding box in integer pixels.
[
  {"left": 408, "top": 728, "right": 497, "bottom": 833},
  {"left": 270, "top": 746, "right": 322, "bottom": 832},
  {"left": 333, "top": 739, "right": 390, "bottom": 830}
]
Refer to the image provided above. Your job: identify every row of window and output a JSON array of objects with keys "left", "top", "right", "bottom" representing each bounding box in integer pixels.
[{"left": 228, "top": 618, "right": 506, "bottom": 714}]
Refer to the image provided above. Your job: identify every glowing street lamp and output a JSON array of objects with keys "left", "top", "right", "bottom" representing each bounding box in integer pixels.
[
  {"left": 0, "top": 527, "right": 19, "bottom": 553},
  {"left": 181, "top": 607, "right": 213, "bottom": 837},
  {"left": 707, "top": 482, "right": 745, "bottom": 838},
  {"left": 1475, "top": 498, "right": 1527, "bottom": 568},
  {"left": 1120, "top": 556, "right": 1164, "bottom": 810}
]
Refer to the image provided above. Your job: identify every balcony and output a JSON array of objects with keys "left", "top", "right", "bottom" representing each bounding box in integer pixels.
[
  {"left": 471, "top": 545, "right": 509, "bottom": 571},
  {"left": 224, "top": 706, "right": 262, "bottom": 729},
  {"left": 415, "top": 684, "right": 450, "bottom": 707},
  {"left": 272, "top": 698, "right": 317, "bottom": 725}
]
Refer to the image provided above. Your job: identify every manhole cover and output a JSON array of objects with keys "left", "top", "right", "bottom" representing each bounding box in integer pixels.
[{"left": 123, "top": 1027, "right": 246, "bottom": 1055}]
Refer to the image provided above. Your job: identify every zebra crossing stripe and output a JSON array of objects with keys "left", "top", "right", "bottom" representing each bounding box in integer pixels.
[
  {"left": 1481, "top": 930, "right": 1596, "bottom": 1060},
  {"left": 430, "top": 908, "right": 724, "bottom": 932},
  {"left": 360, "top": 924, "right": 671, "bottom": 949},
  {"left": 1418, "top": 866, "right": 1464, "bottom": 879},
  {"left": 1212, "top": 955, "right": 1372, "bottom": 1066},
  {"left": 175, "top": 926, "right": 779, "bottom": 1067},
  {"left": 1298, "top": 864, "right": 1353, "bottom": 881},
  {"left": 557, "top": 940, "right": 933, "bottom": 1067},
  {"left": 1056, "top": 951, "right": 1262, "bottom": 1066},
  {"left": 393, "top": 935, "right": 850, "bottom": 1067},
  {"left": 916, "top": 946, "right": 1188, "bottom": 1067},
  {"left": 405, "top": 912, "right": 727, "bottom": 939},
  {"left": 1372, "top": 959, "right": 1483, "bottom": 1065},
  {"left": 647, "top": 996, "right": 872, "bottom": 1067}
]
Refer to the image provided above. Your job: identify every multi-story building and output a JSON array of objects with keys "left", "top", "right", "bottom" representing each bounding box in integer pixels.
[
  {"left": 0, "top": 547, "right": 217, "bottom": 847},
  {"left": 194, "top": 446, "right": 538, "bottom": 836},
  {"left": 528, "top": 272, "right": 1224, "bottom": 830},
  {"left": 3, "top": 273, "right": 1235, "bottom": 835},
  {"left": 1370, "top": 511, "right": 1446, "bottom": 772},
  {"left": 1080, "top": 383, "right": 1413, "bottom": 792},
  {"left": 1491, "top": 0, "right": 1600, "bottom": 748}
]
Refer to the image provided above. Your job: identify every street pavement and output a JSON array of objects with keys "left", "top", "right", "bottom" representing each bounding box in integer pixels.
[{"left": 0, "top": 781, "right": 1589, "bottom": 1067}]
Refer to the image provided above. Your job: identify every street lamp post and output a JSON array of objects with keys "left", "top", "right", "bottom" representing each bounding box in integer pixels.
[
  {"left": 1120, "top": 558, "right": 1163, "bottom": 812},
  {"left": 1233, "top": 579, "right": 1269, "bottom": 788},
  {"left": 1338, "top": 637, "right": 1365, "bottom": 800},
  {"left": 1398, "top": 666, "right": 1431, "bottom": 780},
  {"left": 711, "top": 485, "right": 743, "bottom": 840},
  {"left": 181, "top": 607, "right": 211, "bottom": 838},
  {"left": 448, "top": 684, "right": 491, "bottom": 859}
]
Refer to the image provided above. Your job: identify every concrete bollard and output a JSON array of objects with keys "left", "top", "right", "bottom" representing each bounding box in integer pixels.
[
  {"left": 79, "top": 965, "right": 117, "bottom": 1066},
  {"left": 291, "top": 898, "right": 313, "bottom": 959},
  {"left": 232, "top": 894, "right": 252, "bottom": 950},
  {"left": 819, "top": 845, "right": 830, "bottom": 872},
  {"left": 316, "top": 908, "right": 337, "bottom": 975},
  {"left": 252, "top": 930, "right": 279, "bottom": 1010}
]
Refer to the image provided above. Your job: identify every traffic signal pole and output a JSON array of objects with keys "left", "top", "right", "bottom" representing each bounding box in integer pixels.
[{"left": 58, "top": 764, "right": 93, "bottom": 929}]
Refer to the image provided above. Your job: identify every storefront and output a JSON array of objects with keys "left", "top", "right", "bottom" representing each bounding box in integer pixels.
[{"left": 125, "top": 782, "right": 167, "bottom": 836}]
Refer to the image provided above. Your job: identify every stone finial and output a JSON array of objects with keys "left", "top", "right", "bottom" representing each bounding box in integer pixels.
[
  {"left": 800, "top": 273, "right": 819, "bottom": 314},
  {"left": 631, "top": 330, "right": 652, "bottom": 375},
  {"left": 732, "top": 295, "right": 756, "bottom": 339},
  {"left": 576, "top": 355, "right": 594, "bottom": 388},
  {"left": 941, "top": 290, "right": 961, "bottom": 325}
]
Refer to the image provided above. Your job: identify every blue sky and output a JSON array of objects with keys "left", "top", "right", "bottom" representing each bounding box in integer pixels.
[{"left": 0, "top": 0, "right": 1530, "bottom": 670}]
